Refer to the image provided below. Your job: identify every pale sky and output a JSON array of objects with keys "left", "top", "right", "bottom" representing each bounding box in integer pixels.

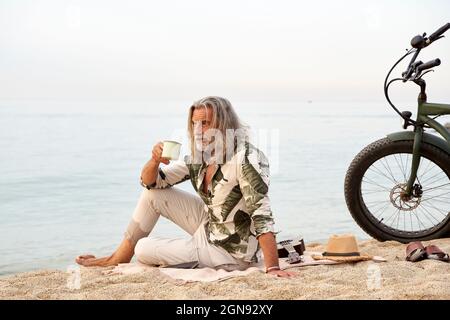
[{"left": 1, "top": 0, "right": 449, "bottom": 102}]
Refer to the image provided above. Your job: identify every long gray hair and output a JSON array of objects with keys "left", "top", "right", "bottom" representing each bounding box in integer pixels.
[{"left": 187, "top": 96, "right": 249, "bottom": 164}]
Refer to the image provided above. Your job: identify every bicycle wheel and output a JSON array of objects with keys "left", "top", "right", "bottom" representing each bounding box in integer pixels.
[{"left": 345, "top": 137, "right": 450, "bottom": 242}]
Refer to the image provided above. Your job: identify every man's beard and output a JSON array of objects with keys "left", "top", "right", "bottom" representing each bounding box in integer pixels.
[
  {"left": 194, "top": 136, "right": 216, "bottom": 165},
  {"left": 194, "top": 136, "right": 206, "bottom": 152},
  {"left": 195, "top": 135, "right": 216, "bottom": 152}
]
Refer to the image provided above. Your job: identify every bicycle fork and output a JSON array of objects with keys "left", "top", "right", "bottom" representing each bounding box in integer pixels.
[
  {"left": 404, "top": 126, "right": 424, "bottom": 197},
  {"left": 404, "top": 79, "right": 428, "bottom": 197}
]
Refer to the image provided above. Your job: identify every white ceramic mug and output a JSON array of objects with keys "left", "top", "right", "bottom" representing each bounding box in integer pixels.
[{"left": 161, "top": 140, "right": 182, "bottom": 160}]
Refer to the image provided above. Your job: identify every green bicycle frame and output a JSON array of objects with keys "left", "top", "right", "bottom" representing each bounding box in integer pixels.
[{"left": 388, "top": 100, "right": 450, "bottom": 195}]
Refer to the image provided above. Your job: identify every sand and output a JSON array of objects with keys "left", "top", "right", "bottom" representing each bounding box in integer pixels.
[{"left": 1, "top": 239, "right": 449, "bottom": 300}]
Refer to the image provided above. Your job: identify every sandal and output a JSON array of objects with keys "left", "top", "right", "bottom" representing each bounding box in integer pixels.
[
  {"left": 406, "top": 241, "right": 427, "bottom": 262},
  {"left": 425, "top": 245, "right": 450, "bottom": 262}
]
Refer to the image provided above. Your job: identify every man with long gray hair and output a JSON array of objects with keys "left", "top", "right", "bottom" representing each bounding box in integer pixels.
[{"left": 76, "top": 96, "right": 294, "bottom": 278}]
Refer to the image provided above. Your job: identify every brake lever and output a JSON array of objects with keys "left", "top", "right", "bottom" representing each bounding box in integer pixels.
[
  {"left": 402, "top": 60, "right": 423, "bottom": 82},
  {"left": 413, "top": 69, "right": 434, "bottom": 81},
  {"left": 425, "top": 35, "right": 445, "bottom": 47}
]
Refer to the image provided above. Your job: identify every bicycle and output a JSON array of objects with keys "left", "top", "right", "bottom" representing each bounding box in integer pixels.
[{"left": 344, "top": 23, "right": 450, "bottom": 242}]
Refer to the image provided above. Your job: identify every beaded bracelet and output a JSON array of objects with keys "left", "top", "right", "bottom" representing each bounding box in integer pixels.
[{"left": 265, "top": 266, "right": 281, "bottom": 273}]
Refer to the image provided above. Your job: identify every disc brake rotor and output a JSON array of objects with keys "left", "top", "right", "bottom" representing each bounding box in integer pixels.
[{"left": 390, "top": 183, "right": 421, "bottom": 211}]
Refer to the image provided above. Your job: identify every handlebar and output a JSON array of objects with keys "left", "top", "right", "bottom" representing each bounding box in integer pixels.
[
  {"left": 416, "top": 58, "right": 441, "bottom": 73},
  {"left": 402, "top": 23, "right": 449, "bottom": 80},
  {"left": 385, "top": 24, "right": 448, "bottom": 126},
  {"left": 410, "top": 23, "right": 450, "bottom": 49},
  {"left": 429, "top": 23, "right": 450, "bottom": 42}
]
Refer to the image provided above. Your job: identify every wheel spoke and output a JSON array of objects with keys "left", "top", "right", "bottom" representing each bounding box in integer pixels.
[
  {"left": 409, "top": 210, "right": 413, "bottom": 232},
  {"left": 384, "top": 208, "right": 401, "bottom": 227},
  {"left": 418, "top": 158, "right": 433, "bottom": 180},
  {"left": 425, "top": 198, "right": 450, "bottom": 205},
  {"left": 420, "top": 201, "right": 449, "bottom": 218},
  {"left": 412, "top": 209, "right": 426, "bottom": 230},
  {"left": 422, "top": 182, "right": 450, "bottom": 192},
  {"left": 363, "top": 199, "right": 390, "bottom": 206},
  {"left": 420, "top": 169, "right": 445, "bottom": 185},
  {"left": 404, "top": 154, "right": 411, "bottom": 180},
  {"left": 362, "top": 177, "right": 392, "bottom": 192},
  {"left": 360, "top": 149, "right": 450, "bottom": 235},
  {"left": 416, "top": 206, "right": 438, "bottom": 227},
  {"left": 396, "top": 208, "right": 402, "bottom": 229},
  {"left": 374, "top": 202, "right": 392, "bottom": 219},
  {"left": 379, "top": 156, "right": 400, "bottom": 184},
  {"left": 421, "top": 191, "right": 450, "bottom": 202},
  {"left": 362, "top": 189, "right": 391, "bottom": 195},
  {"left": 419, "top": 204, "right": 442, "bottom": 224},
  {"left": 393, "top": 153, "right": 407, "bottom": 181},
  {"left": 367, "top": 165, "right": 398, "bottom": 185}
]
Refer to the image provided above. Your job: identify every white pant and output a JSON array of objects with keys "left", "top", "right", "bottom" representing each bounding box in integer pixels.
[{"left": 126, "top": 188, "right": 254, "bottom": 271}]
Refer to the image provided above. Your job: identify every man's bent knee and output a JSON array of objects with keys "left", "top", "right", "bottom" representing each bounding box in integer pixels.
[
  {"left": 134, "top": 238, "right": 160, "bottom": 265},
  {"left": 141, "top": 187, "right": 176, "bottom": 203},
  {"left": 124, "top": 220, "right": 149, "bottom": 247}
]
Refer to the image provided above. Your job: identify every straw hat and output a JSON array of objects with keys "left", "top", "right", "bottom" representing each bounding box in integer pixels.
[{"left": 312, "top": 234, "right": 372, "bottom": 262}]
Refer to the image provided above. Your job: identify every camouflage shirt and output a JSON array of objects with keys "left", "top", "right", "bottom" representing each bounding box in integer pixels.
[{"left": 140, "top": 142, "right": 275, "bottom": 263}]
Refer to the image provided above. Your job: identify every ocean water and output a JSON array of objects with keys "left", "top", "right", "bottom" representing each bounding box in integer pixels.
[{"left": 0, "top": 100, "right": 404, "bottom": 275}]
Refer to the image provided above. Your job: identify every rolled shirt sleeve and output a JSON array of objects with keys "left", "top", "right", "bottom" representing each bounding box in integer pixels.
[
  {"left": 237, "top": 144, "right": 276, "bottom": 238},
  {"left": 140, "top": 159, "right": 190, "bottom": 189}
]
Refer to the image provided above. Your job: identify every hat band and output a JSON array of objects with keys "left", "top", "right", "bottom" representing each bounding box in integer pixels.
[{"left": 323, "top": 251, "right": 360, "bottom": 257}]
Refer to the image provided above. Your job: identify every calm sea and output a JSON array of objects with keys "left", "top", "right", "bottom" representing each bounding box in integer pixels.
[{"left": 0, "top": 100, "right": 403, "bottom": 275}]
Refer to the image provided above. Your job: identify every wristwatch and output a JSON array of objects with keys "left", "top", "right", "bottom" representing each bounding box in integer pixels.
[{"left": 140, "top": 176, "right": 155, "bottom": 189}]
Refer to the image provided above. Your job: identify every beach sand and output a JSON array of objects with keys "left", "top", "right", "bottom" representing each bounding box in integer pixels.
[{"left": 1, "top": 238, "right": 449, "bottom": 300}]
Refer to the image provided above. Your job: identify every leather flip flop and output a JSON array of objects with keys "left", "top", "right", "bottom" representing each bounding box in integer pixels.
[
  {"left": 425, "top": 245, "right": 450, "bottom": 262},
  {"left": 406, "top": 241, "right": 427, "bottom": 262}
]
